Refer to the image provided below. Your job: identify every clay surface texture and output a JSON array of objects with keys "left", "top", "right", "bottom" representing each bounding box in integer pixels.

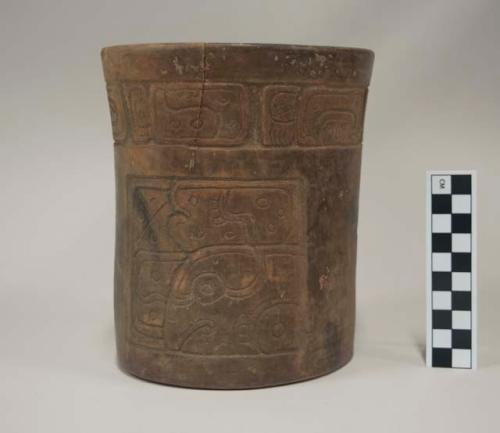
[{"left": 101, "top": 43, "right": 374, "bottom": 389}]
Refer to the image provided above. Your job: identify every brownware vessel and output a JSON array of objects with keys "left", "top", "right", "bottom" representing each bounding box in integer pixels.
[{"left": 101, "top": 43, "right": 374, "bottom": 388}]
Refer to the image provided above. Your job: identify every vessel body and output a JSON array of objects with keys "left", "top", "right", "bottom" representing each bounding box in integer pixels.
[{"left": 101, "top": 43, "right": 374, "bottom": 388}]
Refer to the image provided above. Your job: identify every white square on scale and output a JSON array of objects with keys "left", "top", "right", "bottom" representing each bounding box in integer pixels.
[
  {"left": 433, "top": 253, "right": 451, "bottom": 272},
  {"left": 452, "top": 272, "right": 471, "bottom": 291},
  {"left": 452, "top": 195, "right": 471, "bottom": 213},
  {"left": 432, "top": 175, "right": 451, "bottom": 194},
  {"left": 452, "top": 311, "right": 472, "bottom": 330},
  {"left": 433, "top": 329, "right": 452, "bottom": 348},
  {"left": 452, "top": 349, "right": 472, "bottom": 368},
  {"left": 432, "top": 214, "right": 451, "bottom": 233},
  {"left": 433, "top": 291, "right": 451, "bottom": 310},
  {"left": 452, "top": 233, "right": 471, "bottom": 252}
]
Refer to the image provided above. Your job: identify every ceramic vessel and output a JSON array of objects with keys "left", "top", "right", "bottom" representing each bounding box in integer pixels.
[{"left": 101, "top": 43, "right": 374, "bottom": 388}]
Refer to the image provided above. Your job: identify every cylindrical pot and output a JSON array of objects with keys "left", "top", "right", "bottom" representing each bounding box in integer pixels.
[{"left": 101, "top": 43, "right": 374, "bottom": 389}]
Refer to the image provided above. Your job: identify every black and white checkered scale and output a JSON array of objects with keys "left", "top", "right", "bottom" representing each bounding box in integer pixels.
[{"left": 429, "top": 174, "right": 474, "bottom": 368}]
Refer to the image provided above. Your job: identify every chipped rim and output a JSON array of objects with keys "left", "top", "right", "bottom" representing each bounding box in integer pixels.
[{"left": 101, "top": 42, "right": 374, "bottom": 86}]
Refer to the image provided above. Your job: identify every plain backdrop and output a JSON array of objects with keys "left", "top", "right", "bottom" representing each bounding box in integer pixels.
[{"left": 1, "top": 0, "right": 499, "bottom": 432}]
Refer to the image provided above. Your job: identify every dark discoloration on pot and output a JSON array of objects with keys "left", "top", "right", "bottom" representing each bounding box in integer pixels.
[{"left": 101, "top": 43, "right": 374, "bottom": 389}]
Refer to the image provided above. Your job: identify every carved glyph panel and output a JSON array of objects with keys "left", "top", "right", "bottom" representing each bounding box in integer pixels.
[
  {"left": 106, "top": 84, "right": 127, "bottom": 142},
  {"left": 263, "top": 85, "right": 366, "bottom": 147},
  {"left": 127, "top": 177, "right": 308, "bottom": 356},
  {"left": 110, "top": 83, "right": 249, "bottom": 145},
  {"left": 123, "top": 83, "right": 152, "bottom": 142},
  {"left": 108, "top": 82, "right": 366, "bottom": 147},
  {"left": 151, "top": 83, "right": 249, "bottom": 145}
]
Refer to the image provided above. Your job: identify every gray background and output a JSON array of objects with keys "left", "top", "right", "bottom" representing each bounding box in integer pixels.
[{"left": 1, "top": 0, "right": 499, "bottom": 432}]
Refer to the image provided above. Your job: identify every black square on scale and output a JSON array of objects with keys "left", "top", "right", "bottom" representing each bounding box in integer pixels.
[
  {"left": 452, "top": 330, "right": 471, "bottom": 349},
  {"left": 433, "top": 348, "right": 452, "bottom": 367},
  {"left": 452, "top": 253, "right": 471, "bottom": 272},
  {"left": 433, "top": 310, "right": 452, "bottom": 329},
  {"left": 432, "top": 272, "right": 451, "bottom": 290},
  {"left": 432, "top": 233, "right": 451, "bottom": 252},
  {"left": 452, "top": 291, "right": 471, "bottom": 310},
  {"left": 432, "top": 195, "right": 452, "bottom": 214},
  {"left": 451, "top": 175, "right": 471, "bottom": 194},
  {"left": 452, "top": 214, "right": 471, "bottom": 233}
]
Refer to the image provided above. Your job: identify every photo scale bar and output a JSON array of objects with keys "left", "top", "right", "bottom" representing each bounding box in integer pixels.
[{"left": 426, "top": 171, "right": 477, "bottom": 369}]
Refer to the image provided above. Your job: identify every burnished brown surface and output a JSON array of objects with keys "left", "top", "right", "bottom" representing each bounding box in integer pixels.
[{"left": 101, "top": 43, "right": 374, "bottom": 389}]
